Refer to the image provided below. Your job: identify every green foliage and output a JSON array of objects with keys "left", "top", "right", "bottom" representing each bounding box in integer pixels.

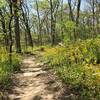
[
  {"left": 0, "top": 47, "right": 21, "bottom": 87},
  {"left": 0, "top": 33, "right": 5, "bottom": 43},
  {"left": 63, "top": 21, "right": 76, "bottom": 42},
  {"left": 63, "top": 21, "right": 99, "bottom": 42},
  {"left": 0, "top": 0, "right": 7, "bottom": 8},
  {"left": 43, "top": 38, "right": 100, "bottom": 99},
  {"left": 36, "top": 0, "right": 49, "bottom": 11},
  {"left": 43, "top": 46, "right": 66, "bottom": 66}
]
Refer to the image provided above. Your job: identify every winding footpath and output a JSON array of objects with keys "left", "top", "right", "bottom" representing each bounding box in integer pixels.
[{"left": 8, "top": 56, "right": 70, "bottom": 100}]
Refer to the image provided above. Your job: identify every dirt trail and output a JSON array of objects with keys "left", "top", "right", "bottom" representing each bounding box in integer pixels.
[{"left": 8, "top": 56, "right": 71, "bottom": 100}]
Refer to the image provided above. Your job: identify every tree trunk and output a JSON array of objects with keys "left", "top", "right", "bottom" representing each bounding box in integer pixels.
[
  {"left": 68, "top": 0, "right": 74, "bottom": 21},
  {"left": 92, "top": 0, "right": 95, "bottom": 30},
  {"left": 61, "top": 0, "right": 64, "bottom": 41},
  {"left": 0, "top": 9, "right": 9, "bottom": 49},
  {"left": 20, "top": 1, "right": 33, "bottom": 47},
  {"left": 8, "top": 0, "right": 13, "bottom": 64},
  {"left": 50, "top": 0, "right": 55, "bottom": 45},
  {"left": 13, "top": 1, "right": 21, "bottom": 53},
  {"left": 76, "top": 0, "right": 81, "bottom": 25},
  {"left": 36, "top": 0, "right": 42, "bottom": 45}
]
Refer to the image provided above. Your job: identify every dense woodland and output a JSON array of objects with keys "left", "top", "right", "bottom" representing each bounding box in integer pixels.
[{"left": 0, "top": 0, "right": 100, "bottom": 99}]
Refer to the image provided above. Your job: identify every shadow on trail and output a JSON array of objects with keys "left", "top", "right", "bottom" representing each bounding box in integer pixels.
[{"left": 5, "top": 55, "right": 76, "bottom": 100}]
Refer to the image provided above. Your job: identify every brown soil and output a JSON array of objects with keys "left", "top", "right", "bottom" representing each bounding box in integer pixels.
[{"left": 8, "top": 56, "right": 75, "bottom": 100}]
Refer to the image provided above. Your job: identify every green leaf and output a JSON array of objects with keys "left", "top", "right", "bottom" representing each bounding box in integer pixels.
[{"left": 0, "top": 0, "right": 7, "bottom": 8}]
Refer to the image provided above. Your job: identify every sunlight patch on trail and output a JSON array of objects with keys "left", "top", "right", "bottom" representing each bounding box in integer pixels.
[{"left": 8, "top": 56, "right": 69, "bottom": 100}]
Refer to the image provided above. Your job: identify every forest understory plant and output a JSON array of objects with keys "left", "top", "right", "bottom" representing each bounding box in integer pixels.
[
  {"left": 0, "top": 47, "right": 21, "bottom": 88},
  {"left": 42, "top": 38, "right": 100, "bottom": 99}
]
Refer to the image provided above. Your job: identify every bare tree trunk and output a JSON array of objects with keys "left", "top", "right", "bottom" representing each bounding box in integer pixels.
[
  {"left": 0, "top": 9, "right": 9, "bottom": 49},
  {"left": 20, "top": 1, "right": 33, "bottom": 47},
  {"left": 36, "top": 0, "right": 42, "bottom": 45},
  {"left": 76, "top": 0, "right": 81, "bottom": 25},
  {"left": 8, "top": 0, "right": 13, "bottom": 64},
  {"left": 68, "top": 0, "right": 74, "bottom": 21},
  {"left": 13, "top": 0, "right": 21, "bottom": 53},
  {"left": 61, "top": 0, "right": 64, "bottom": 41},
  {"left": 50, "top": 0, "right": 55, "bottom": 45},
  {"left": 92, "top": 0, "right": 95, "bottom": 30}
]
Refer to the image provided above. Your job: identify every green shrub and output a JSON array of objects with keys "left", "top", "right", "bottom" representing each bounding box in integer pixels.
[
  {"left": 43, "top": 38, "right": 100, "bottom": 99},
  {"left": 0, "top": 47, "right": 21, "bottom": 87}
]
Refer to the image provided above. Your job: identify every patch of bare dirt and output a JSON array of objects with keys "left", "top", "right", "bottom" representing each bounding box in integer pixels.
[{"left": 7, "top": 56, "right": 75, "bottom": 100}]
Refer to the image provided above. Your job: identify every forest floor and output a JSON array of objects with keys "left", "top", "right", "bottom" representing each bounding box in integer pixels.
[{"left": 8, "top": 55, "right": 73, "bottom": 100}]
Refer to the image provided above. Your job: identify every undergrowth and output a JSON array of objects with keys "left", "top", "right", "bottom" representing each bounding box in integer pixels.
[
  {"left": 0, "top": 47, "right": 21, "bottom": 88},
  {"left": 42, "top": 38, "right": 100, "bottom": 100}
]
